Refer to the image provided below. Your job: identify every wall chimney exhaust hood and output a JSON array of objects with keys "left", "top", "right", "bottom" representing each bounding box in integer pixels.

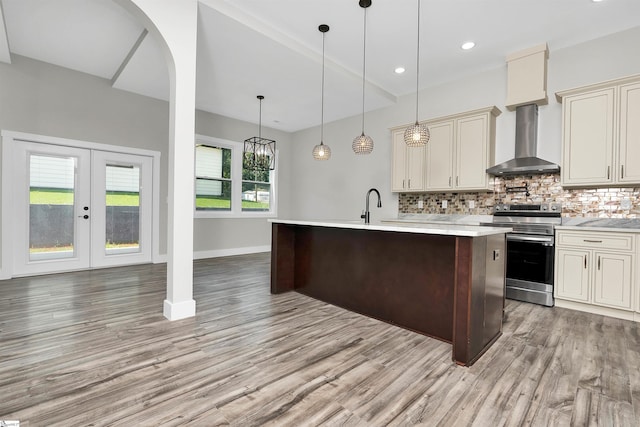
[
  {"left": 487, "top": 104, "right": 559, "bottom": 176},
  {"left": 487, "top": 43, "right": 559, "bottom": 176}
]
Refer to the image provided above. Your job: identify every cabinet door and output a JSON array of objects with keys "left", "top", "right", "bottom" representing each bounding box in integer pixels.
[
  {"left": 425, "top": 120, "right": 454, "bottom": 191},
  {"left": 391, "top": 131, "right": 407, "bottom": 192},
  {"left": 406, "top": 145, "right": 426, "bottom": 191},
  {"left": 555, "top": 248, "right": 590, "bottom": 302},
  {"left": 593, "top": 251, "right": 633, "bottom": 310},
  {"left": 561, "top": 89, "right": 615, "bottom": 186},
  {"left": 456, "top": 113, "right": 489, "bottom": 190},
  {"left": 618, "top": 82, "right": 640, "bottom": 184}
]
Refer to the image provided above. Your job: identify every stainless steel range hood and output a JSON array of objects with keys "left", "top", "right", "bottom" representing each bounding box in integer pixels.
[{"left": 486, "top": 104, "right": 560, "bottom": 176}]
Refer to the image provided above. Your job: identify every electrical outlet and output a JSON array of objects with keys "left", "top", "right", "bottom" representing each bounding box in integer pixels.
[
  {"left": 468, "top": 200, "right": 475, "bottom": 209},
  {"left": 418, "top": 200, "right": 424, "bottom": 209},
  {"left": 442, "top": 200, "right": 448, "bottom": 209},
  {"left": 621, "top": 198, "right": 632, "bottom": 210}
]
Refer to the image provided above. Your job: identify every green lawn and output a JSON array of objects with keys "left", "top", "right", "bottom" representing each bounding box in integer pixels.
[
  {"left": 196, "top": 196, "right": 269, "bottom": 210},
  {"left": 30, "top": 188, "right": 140, "bottom": 206},
  {"left": 31, "top": 188, "right": 269, "bottom": 210}
]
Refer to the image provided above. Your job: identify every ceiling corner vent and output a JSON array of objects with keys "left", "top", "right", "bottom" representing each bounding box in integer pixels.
[{"left": 505, "top": 43, "right": 549, "bottom": 111}]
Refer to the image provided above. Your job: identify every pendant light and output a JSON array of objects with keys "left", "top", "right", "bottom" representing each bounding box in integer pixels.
[
  {"left": 244, "top": 95, "right": 276, "bottom": 170},
  {"left": 404, "top": 0, "right": 430, "bottom": 147},
  {"left": 313, "top": 24, "right": 331, "bottom": 161},
  {"left": 352, "top": 0, "right": 374, "bottom": 155}
]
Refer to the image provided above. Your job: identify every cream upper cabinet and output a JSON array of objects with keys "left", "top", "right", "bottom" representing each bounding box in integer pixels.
[
  {"left": 555, "top": 230, "right": 635, "bottom": 313},
  {"left": 456, "top": 114, "right": 491, "bottom": 190},
  {"left": 425, "top": 120, "right": 454, "bottom": 191},
  {"left": 391, "top": 128, "right": 425, "bottom": 192},
  {"left": 619, "top": 82, "right": 640, "bottom": 184},
  {"left": 423, "top": 106, "right": 499, "bottom": 192},
  {"left": 560, "top": 88, "right": 615, "bottom": 186},
  {"left": 391, "top": 106, "right": 499, "bottom": 193},
  {"left": 557, "top": 74, "right": 640, "bottom": 187}
]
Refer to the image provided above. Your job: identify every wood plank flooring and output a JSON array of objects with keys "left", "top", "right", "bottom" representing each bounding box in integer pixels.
[{"left": 1, "top": 253, "right": 639, "bottom": 426}]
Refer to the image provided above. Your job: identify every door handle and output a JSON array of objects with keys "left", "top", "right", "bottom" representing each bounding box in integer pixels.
[
  {"left": 597, "top": 256, "right": 601, "bottom": 270},
  {"left": 607, "top": 166, "right": 610, "bottom": 180},
  {"left": 449, "top": 177, "right": 452, "bottom": 186},
  {"left": 584, "top": 255, "right": 587, "bottom": 269},
  {"left": 78, "top": 215, "right": 89, "bottom": 219},
  {"left": 621, "top": 165, "right": 624, "bottom": 179}
]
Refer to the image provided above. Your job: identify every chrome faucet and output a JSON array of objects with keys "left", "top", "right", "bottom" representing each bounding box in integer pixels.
[{"left": 361, "top": 188, "right": 382, "bottom": 224}]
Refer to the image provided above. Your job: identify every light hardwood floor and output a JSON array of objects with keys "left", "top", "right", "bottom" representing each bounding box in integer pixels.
[{"left": 1, "top": 253, "right": 639, "bottom": 426}]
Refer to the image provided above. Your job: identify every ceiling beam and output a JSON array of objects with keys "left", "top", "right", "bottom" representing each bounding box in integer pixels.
[
  {"left": 0, "top": 0, "right": 11, "bottom": 63},
  {"left": 111, "top": 28, "right": 148, "bottom": 86},
  {"left": 198, "top": 0, "right": 397, "bottom": 105}
]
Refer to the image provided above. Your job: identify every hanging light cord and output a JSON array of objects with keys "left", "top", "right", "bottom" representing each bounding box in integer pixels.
[
  {"left": 414, "top": 0, "right": 421, "bottom": 124},
  {"left": 320, "top": 31, "right": 326, "bottom": 145},
  {"left": 361, "top": 7, "right": 367, "bottom": 135},
  {"left": 258, "top": 97, "right": 262, "bottom": 139}
]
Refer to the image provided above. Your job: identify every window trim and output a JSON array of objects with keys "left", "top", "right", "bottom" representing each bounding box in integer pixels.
[{"left": 194, "top": 134, "right": 277, "bottom": 219}]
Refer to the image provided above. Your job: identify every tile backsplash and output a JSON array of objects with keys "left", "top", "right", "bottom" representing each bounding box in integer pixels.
[{"left": 398, "top": 173, "right": 640, "bottom": 218}]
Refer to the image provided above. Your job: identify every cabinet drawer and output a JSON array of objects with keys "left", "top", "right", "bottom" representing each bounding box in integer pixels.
[{"left": 556, "top": 231, "right": 634, "bottom": 251}]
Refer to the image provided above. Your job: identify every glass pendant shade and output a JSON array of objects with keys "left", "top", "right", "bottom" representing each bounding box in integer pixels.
[
  {"left": 404, "top": 121, "right": 430, "bottom": 147},
  {"left": 353, "top": 0, "right": 373, "bottom": 155},
  {"left": 312, "top": 142, "right": 331, "bottom": 160},
  {"left": 353, "top": 133, "right": 374, "bottom": 154}
]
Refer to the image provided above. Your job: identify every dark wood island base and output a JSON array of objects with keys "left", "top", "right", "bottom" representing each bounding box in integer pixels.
[{"left": 270, "top": 221, "right": 507, "bottom": 366}]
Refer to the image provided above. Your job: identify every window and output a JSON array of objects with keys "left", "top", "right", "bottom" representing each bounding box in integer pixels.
[
  {"left": 242, "top": 156, "right": 272, "bottom": 212},
  {"left": 195, "top": 135, "right": 276, "bottom": 218},
  {"left": 195, "top": 145, "right": 232, "bottom": 211}
]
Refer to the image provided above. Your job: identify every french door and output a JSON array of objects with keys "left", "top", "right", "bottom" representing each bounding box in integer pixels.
[{"left": 12, "top": 141, "right": 153, "bottom": 276}]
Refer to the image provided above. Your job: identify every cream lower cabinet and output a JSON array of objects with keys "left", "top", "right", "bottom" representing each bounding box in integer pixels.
[
  {"left": 557, "top": 74, "right": 640, "bottom": 187},
  {"left": 555, "top": 230, "right": 636, "bottom": 318},
  {"left": 391, "top": 128, "right": 425, "bottom": 192}
]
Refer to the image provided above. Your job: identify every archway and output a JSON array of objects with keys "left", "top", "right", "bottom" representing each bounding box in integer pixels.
[{"left": 114, "top": 0, "right": 198, "bottom": 320}]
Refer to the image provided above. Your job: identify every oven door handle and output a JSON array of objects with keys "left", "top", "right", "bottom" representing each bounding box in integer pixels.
[{"left": 507, "top": 234, "right": 554, "bottom": 246}]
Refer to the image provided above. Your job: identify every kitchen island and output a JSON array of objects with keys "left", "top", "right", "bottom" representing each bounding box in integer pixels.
[{"left": 269, "top": 219, "right": 510, "bottom": 366}]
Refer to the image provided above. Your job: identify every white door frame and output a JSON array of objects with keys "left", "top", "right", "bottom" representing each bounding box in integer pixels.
[
  {"left": 12, "top": 142, "right": 92, "bottom": 276},
  {"left": 91, "top": 150, "right": 153, "bottom": 268},
  {"left": 1, "top": 130, "right": 161, "bottom": 279}
]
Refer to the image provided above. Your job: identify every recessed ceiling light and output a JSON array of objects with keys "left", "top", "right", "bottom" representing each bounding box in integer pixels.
[
  {"left": 461, "top": 41, "right": 476, "bottom": 50},
  {"left": 592, "top": 0, "right": 605, "bottom": 2},
  {"left": 394, "top": 67, "right": 405, "bottom": 74}
]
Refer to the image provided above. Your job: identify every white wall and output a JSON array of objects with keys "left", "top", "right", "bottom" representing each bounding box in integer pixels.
[{"left": 289, "top": 26, "right": 640, "bottom": 221}]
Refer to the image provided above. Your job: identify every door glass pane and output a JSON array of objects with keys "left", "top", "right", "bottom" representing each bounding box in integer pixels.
[
  {"left": 105, "top": 164, "right": 140, "bottom": 255},
  {"left": 29, "top": 154, "right": 76, "bottom": 260}
]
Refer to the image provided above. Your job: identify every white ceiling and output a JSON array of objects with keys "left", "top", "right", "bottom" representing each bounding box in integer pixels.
[{"left": 1, "top": 0, "right": 639, "bottom": 132}]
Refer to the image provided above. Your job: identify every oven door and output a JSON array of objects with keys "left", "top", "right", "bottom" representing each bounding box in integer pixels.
[{"left": 505, "top": 233, "right": 554, "bottom": 289}]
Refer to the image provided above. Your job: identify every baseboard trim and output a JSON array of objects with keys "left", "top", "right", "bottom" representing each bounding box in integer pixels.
[
  {"left": 193, "top": 245, "right": 270, "bottom": 260},
  {"left": 555, "top": 298, "right": 638, "bottom": 322},
  {"left": 163, "top": 299, "right": 196, "bottom": 321}
]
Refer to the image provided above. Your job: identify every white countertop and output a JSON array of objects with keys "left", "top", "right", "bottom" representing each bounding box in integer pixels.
[
  {"left": 557, "top": 217, "right": 640, "bottom": 233},
  {"left": 269, "top": 219, "right": 511, "bottom": 237}
]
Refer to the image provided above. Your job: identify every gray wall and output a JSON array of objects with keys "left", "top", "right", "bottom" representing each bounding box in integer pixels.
[
  {"left": 194, "top": 110, "right": 292, "bottom": 254},
  {"left": 0, "top": 54, "right": 292, "bottom": 266},
  {"left": 288, "top": 26, "right": 640, "bottom": 221}
]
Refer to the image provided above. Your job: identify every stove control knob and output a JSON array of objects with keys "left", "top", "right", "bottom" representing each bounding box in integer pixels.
[{"left": 551, "top": 205, "right": 557, "bottom": 211}]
